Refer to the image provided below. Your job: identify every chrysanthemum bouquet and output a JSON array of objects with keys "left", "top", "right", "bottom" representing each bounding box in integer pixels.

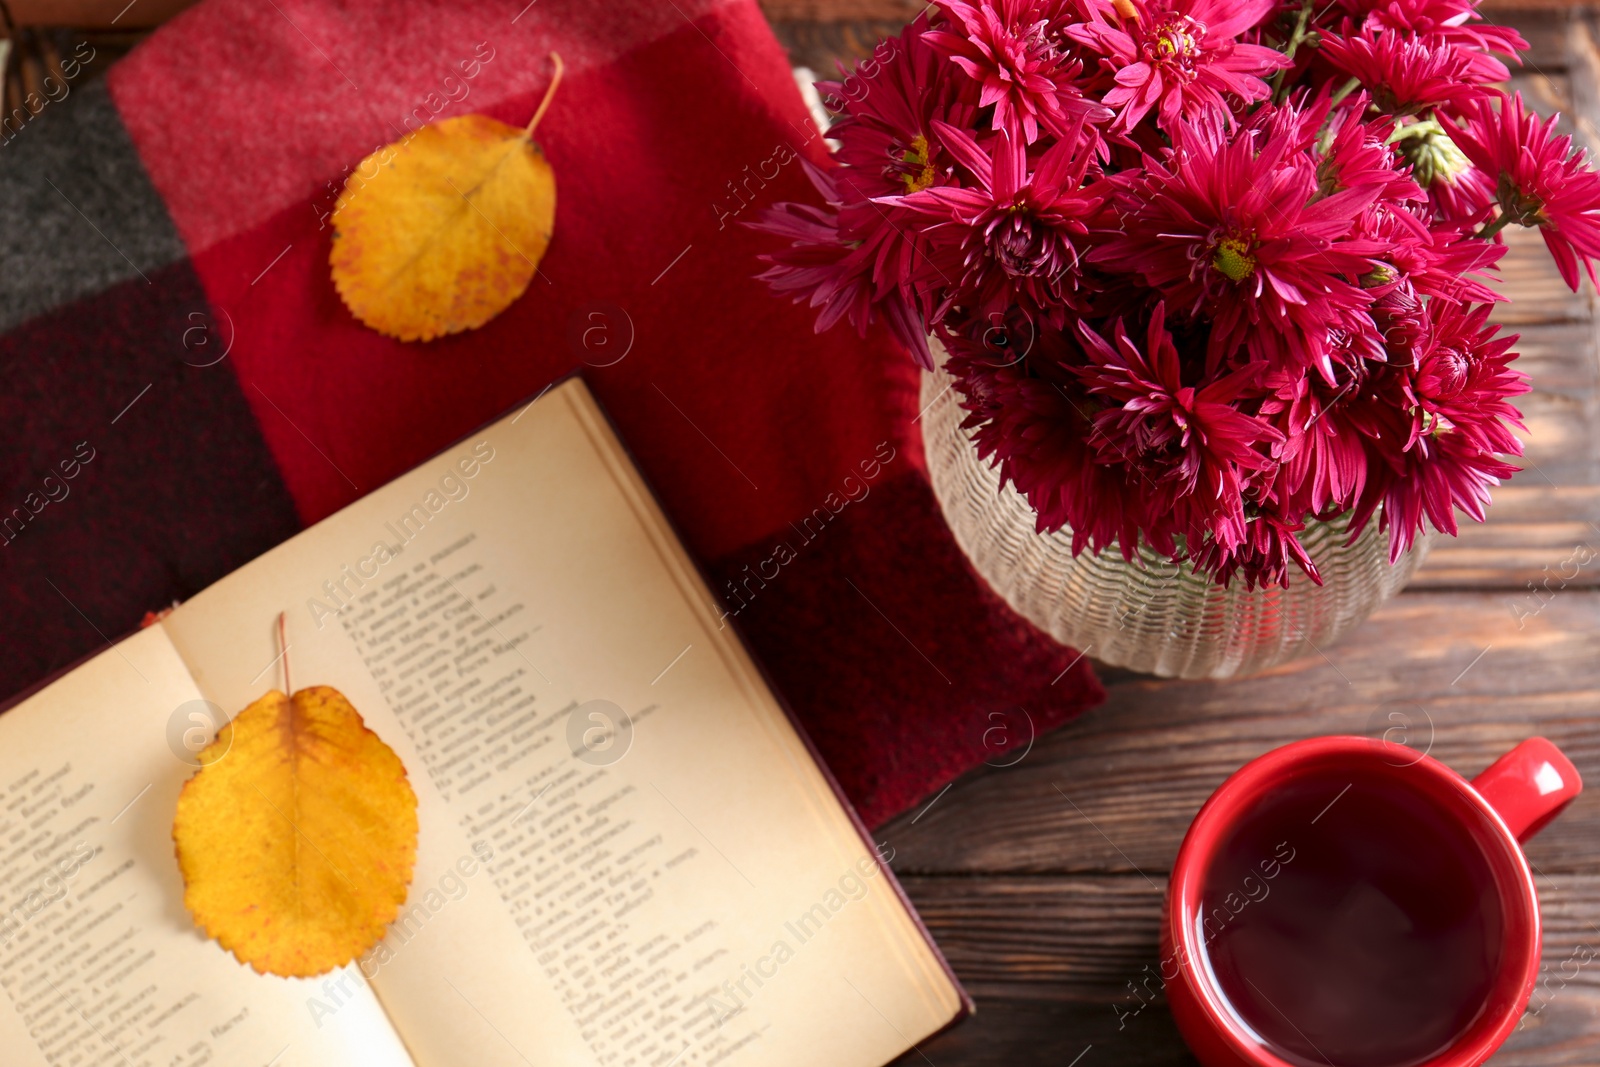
[{"left": 754, "top": 0, "right": 1600, "bottom": 588}]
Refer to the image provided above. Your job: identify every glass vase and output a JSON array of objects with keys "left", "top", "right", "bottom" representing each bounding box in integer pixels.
[{"left": 921, "top": 363, "right": 1432, "bottom": 680}]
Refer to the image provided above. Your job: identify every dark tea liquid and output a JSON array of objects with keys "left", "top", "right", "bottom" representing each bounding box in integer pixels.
[{"left": 1200, "top": 765, "right": 1504, "bottom": 1067}]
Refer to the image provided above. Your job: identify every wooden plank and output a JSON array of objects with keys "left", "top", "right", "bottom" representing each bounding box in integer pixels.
[
  {"left": 767, "top": 18, "right": 907, "bottom": 70},
  {"left": 1490, "top": 225, "right": 1594, "bottom": 326},
  {"left": 761, "top": 0, "right": 928, "bottom": 21},
  {"left": 1492, "top": 9, "right": 1576, "bottom": 66},
  {"left": 5, "top": 0, "right": 196, "bottom": 27},
  {"left": 899, "top": 874, "right": 1600, "bottom": 1000},
  {"left": 894, "top": 995, "right": 1190, "bottom": 1067},
  {"left": 879, "top": 591, "right": 1600, "bottom": 876},
  {"left": 1512, "top": 390, "right": 1597, "bottom": 485},
  {"left": 891, "top": 874, "right": 1600, "bottom": 1066},
  {"left": 1504, "top": 321, "right": 1600, "bottom": 394},
  {"left": 1413, "top": 485, "right": 1600, "bottom": 588},
  {"left": 901, "top": 875, "right": 1165, "bottom": 999},
  {"left": 896, "top": 992, "right": 1600, "bottom": 1067},
  {"left": 762, "top": 0, "right": 926, "bottom": 20}
]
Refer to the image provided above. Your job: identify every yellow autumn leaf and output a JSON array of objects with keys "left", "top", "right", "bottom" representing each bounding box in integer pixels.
[
  {"left": 173, "top": 686, "right": 419, "bottom": 978},
  {"left": 330, "top": 55, "right": 563, "bottom": 342}
]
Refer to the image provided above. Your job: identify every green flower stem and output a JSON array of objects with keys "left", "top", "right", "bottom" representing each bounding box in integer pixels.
[
  {"left": 1329, "top": 76, "right": 1362, "bottom": 107},
  {"left": 1270, "top": 0, "right": 1316, "bottom": 104},
  {"left": 1474, "top": 212, "right": 1516, "bottom": 241}
]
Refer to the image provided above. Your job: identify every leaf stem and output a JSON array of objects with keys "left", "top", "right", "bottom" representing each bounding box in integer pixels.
[
  {"left": 277, "top": 610, "right": 292, "bottom": 695},
  {"left": 524, "top": 52, "right": 565, "bottom": 138}
]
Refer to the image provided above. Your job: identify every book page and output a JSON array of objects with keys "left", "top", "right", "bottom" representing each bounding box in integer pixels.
[
  {"left": 162, "top": 382, "right": 960, "bottom": 1067},
  {"left": 0, "top": 625, "right": 415, "bottom": 1067},
  {"left": 160, "top": 378, "right": 963, "bottom": 1067}
]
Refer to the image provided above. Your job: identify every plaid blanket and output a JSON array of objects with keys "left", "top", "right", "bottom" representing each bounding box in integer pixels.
[{"left": 0, "top": 0, "right": 1102, "bottom": 826}]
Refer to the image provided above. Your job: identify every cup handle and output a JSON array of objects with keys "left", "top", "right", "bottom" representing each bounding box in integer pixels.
[{"left": 1471, "top": 736, "right": 1584, "bottom": 843}]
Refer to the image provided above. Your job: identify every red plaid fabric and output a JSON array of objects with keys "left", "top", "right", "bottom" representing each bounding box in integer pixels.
[{"left": 0, "top": 0, "right": 1102, "bottom": 826}]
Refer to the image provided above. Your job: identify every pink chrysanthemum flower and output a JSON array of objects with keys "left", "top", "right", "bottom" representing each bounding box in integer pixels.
[
  {"left": 1331, "top": 0, "right": 1527, "bottom": 83},
  {"left": 752, "top": 161, "right": 935, "bottom": 367},
  {"left": 1072, "top": 304, "right": 1281, "bottom": 550},
  {"left": 1260, "top": 354, "right": 1373, "bottom": 520},
  {"left": 942, "top": 325, "right": 1150, "bottom": 556},
  {"left": 1090, "top": 108, "right": 1384, "bottom": 370},
  {"left": 1361, "top": 208, "right": 1504, "bottom": 309},
  {"left": 822, "top": 12, "right": 977, "bottom": 200},
  {"left": 751, "top": 0, "right": 1568, "bottom": 589},
  {"left": 1268, "top": 89, "right": 1420, "bottom": 204},
  {"left": 1377, "top": 300, "right": 1526, "bottom": 557},
  {"left": 1369, "top": 276, "right": 1428, "bottom": 360},
  {"left": 1189, "top": 513, "right": 1319, "bottom": 590},
  {"left": 1070, "top": 0, "right": 1286, "bottom": 132},
  {"left": 1406, "top": 300, "right": 1526, "bottom": 456},
  {"left": 752, "top": 163, "right": 871, "bottom": 336},
  {"left": 1379, "top": 419, "right": 1519, "bottom": 561},
  {"left": 891, "top": 118, "right": 1106, "bottom": 323},
  {"left": 754, "top": 17, "right": 980, "bottom": 369},
  {"left": 1318, "top": 30, "right": 1488, "bottom": 116},
  {"left": 1447, "top": 92, "right": 1600, "bottom": 290},
  {"left": 925, "top": 0, "right": 1107, "bottom": 142}
]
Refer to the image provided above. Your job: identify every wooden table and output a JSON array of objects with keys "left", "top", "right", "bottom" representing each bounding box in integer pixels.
[
  {"left": 11, "top": 2, "right": 1596, "bottom": 1062},
  {"left": 759, "top": 7, "right": 1600, "bottom": 1064}
]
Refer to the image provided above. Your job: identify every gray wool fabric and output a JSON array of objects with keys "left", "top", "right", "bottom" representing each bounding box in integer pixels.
[{"left": 0, "top": 77, "right": 187, "bottom": 334}]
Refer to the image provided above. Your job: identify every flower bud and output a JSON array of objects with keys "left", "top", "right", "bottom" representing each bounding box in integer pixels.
[
  {"left": 1400, "top": 123, "right": 1471, "bottom": 190},
  {"left": 1372, "top": 280, "right": 1424, "bottom": 363}
]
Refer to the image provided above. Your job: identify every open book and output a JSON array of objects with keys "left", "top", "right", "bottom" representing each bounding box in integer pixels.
[{"left": 0, "top": 378, "right": 967, "bottom": 1067}]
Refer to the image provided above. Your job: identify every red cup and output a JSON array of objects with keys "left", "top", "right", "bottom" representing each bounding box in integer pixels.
[{"left": 1163, "top": 735, "right": 1583, "bottom": 1067}]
